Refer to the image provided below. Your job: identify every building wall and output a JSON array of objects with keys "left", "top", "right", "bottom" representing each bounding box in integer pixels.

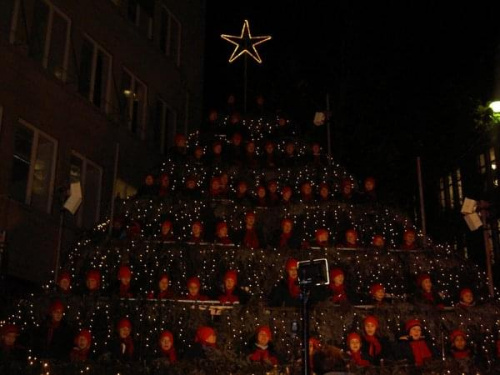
[{"left": 0, "top": 0, "right": 205, "bottom": 284}]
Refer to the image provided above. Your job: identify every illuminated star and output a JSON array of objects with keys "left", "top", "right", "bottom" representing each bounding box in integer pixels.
[{"left": 221, "top": 20, "right": 271, "bottom": 64}]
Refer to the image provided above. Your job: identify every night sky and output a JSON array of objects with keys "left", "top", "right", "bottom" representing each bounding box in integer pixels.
[{"left": 203, "top": 1, "right": 500, "bottom": 213}]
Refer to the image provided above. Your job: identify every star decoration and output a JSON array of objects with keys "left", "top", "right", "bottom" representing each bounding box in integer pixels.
[{"left": 221, "top": 20, "right": 271, "bottom": 64}]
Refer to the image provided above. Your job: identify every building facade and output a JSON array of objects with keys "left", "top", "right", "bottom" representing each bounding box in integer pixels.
[{"left": 0, "top": 0, "right": 206, "bottom": 283}]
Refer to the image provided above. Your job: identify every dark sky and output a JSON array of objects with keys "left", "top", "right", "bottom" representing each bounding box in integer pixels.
[{"left": 203, "top": 1, "right": 500, "bottom": 211}]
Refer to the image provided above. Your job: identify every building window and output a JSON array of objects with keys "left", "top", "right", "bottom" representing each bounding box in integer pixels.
[
  {"left": 478, "top": 153, "right": 486, "bottom": 175},
  {"left": 121, "top": 69, "right": 148, "bottom": 138},
  {"left": 490, "top": 147, "right": 498, "bottom": 186},
  {"left": 70, "top": 152, "right": 102, "bottom": 228},
  {"left": 447, "top": 173, "right": 454, "bottom": 209},
  {"left": 0, "top": 0, "right": 16, "bottom": 37},
  {"left": 11, "top": 0, "right": 71, "bottom": 81},
  {"left": 455, "top": 168, "right": 463, "bottom": 203},
  {"left": 159, "top": 6, "right": 181, "bottom": 66},
  {"left": 439, "top": 177, "right": 446, "bottom": 211},
  {"left": 115, "top": 178, "right": 137, "bottom": 199},
  {"left": 128, "top": 0, "right": 154, "bottom": 39},
  {"left": 155, "top": 98, "right": 177, "bottom": 154},
  {"left": 10, "top": 119, "right": 57, "bottom": 213},
  {"left": 78, "top": 36, "right": 112, "bottom": 112}
]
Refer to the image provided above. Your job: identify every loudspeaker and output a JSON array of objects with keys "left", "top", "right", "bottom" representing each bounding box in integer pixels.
[
  {"left": 63, "top": 182, "right": 83, "bottom": 215},
  {"left": 464, "top": 212, "right": 483, "bottom": 231},
  {"left": 461, "top": 198, "right": 477, "bottom": 215}
]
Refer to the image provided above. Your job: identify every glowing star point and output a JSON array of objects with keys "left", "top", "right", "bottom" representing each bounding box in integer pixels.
[{"left": 221, "top": 20, "right": 271, "bottom": 64}]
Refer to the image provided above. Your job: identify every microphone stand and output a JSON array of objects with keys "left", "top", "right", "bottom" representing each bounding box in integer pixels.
[{"left": 299, "top": 268, "right": 312, "bottom": 375}]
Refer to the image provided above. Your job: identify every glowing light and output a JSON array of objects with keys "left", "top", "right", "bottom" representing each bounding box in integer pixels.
[{"left": 221, "top": 20, "right": 271, "bottom": 64}]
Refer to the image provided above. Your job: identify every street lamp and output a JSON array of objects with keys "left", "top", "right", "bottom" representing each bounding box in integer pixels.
[{"left": 489, "top": 100, "right": 500, "bottom": 115}]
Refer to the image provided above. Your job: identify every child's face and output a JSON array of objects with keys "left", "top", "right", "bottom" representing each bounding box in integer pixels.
[
  {"left": 161, "top": 224, "right": 171, "bottom": 235},
  {"left": 77, "top": 336, "right": 89, "bottom": 350},
  {"left": 195, "top": 149, "right": 203, "bottom": 159},
  {"left": 287, "top": 266, "right": 298, "bottom": 279},
  {"left": 320, "top": 187, "right": 329, "bottom": 198},
  {"left": 346, "top": 232, "right": 356, "bottom": 245},
  {"left": 188, "top": 283, "right": 200, "bottom": 296},
  {"left": 365, "top": 180, "right": 374, "bottom": 191},
  {"left": 343, "top": 184, "right": 352, "bottom": 195},
  {"left": 421, "top": 279, "right": 432, "bottom": 293},
  {"left": 120, "top": 276, "right": 131, "bottom": 286},
  {"left": 209, "top": 111, "right": 217, "bottom": 122},
  {"left": 192, "top": 224, "right": 201, "bottom": 237},
  {"left": 206, "top": 334, "right": 217, "bottom": 344},
  {"left": 375, "top": 289, "right": 385, "bottom": 302},
  {"left": 404, "top": 232, "right": 415, "bottom": 245},
  {"left": 159, "top": 278, "right": 169, "bottom": 292},
  {"left": 312, "top": 144, "right": 320, "bottom": 154},
  {"left": 160, "top": 336, "right": 172, "bottom": 351},
  {"left": 349, "top": 338, "right": 361, "bottom": 352},
  {"left": 257, "top": 188, "right": 266, "bottom": 198},
  {"left": 318, "top": 233, "right": 328, "bottom": 243},
  {"left": 87, "top": 278, "right": 98, "bottom": 291},
  {"left": 268, "top": 184, "right": 277, "bottom": 193},
  {"left": 278, "top": 117, "right": 286, "bottom": 127},
  {"left": 211, "top": 180, "right": 220, "bottom": 191},
  {"left": 119, "top": 327, "right": 130, "bottom": 339},
  {"left": 187, "top": 180, "right": 196, "bottom": 189},
  {"left": 59, "top": 278, "right": 70, "bottom": 291},
  {"left": 238, "top": 184, "right": 247, "bottom": 194},
  {"left": 409, "top": 326, "right": 421, "bottom": 340},
  {"left": 224, "top": 278, "right": 235, "bottom": 291},
  {"left": 283, "top": 190, "right": 292, "bottom": 200},
  {"left": 161, "top": 175, "right": 169, "bottom": 187},
  {"left": 265, "top": 144, "right": 274, "bottom": 154},
  {"left": 246, "top": 215, "right": 255, "bottom": 226},
  {"left": 462, "top": 291, "right": 474, "bottom": 304},
  {"left": 302, "top": 184, "right": 312, "bottom": 195},
  {"left": 232, "top": 136, "right": 242, "bottom": 146},
  {"left": 282, "top": 222, "right": 292, "bottom": 234},
  {"left": 373, "top": 236, "right": 384, "bottom": 247},
  {"left": 364, "top": 322, "right": 377, "bottom": 336},
  {"left": 246, "top": 143, "right": 255, "bottom": 153},
  {"left": 145, "top": 175, "right": 154, "bottom": 185},
  {"left": 453, "top": 335, "right": 466, "bottom": 351},
  {"left": 3, "top": 333, "right": 17, "bottom": 347},
  {"left": 257, "top": 331, "right": 270, "bottom": 346},
  {"left": 285, "top": 144, "right": 295, "bottom": 154},
  {"left": 213, "top": 144, "right": 222, "bottom": 154},
  {"left": 333, "top": 274, "right": 344, "bottom": 286},
  {"left": 218, "top": 227, "right": 228, "bottom": 237}
]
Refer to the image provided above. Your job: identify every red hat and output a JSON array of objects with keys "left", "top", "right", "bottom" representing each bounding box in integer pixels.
[
  {"left": 86, "top": 270, "right": 101, "bottom": 288},
  {"left": 282, "top": 186, "right": 292, "bottom": 194},
  {"left": 256, "top": 325, "right": 272, "bottom": 341},
  {"left": 405, "top": 319, "right": 421, "bottom": 332},
  {"left": 460, "top": 288, "right": 473, "bottom": 299},
  {"left": 216, "top": 222, "right": 227, "bottom": 233},
  {"left": 267, "top": 180, "right": 277, "bottom": 187},
  {"left": 281, "top": 218, "right": 293, "bottom": 228},
  {"left": 309, "top": 337, "right": 321, "bottom": 349},
  {"left": 450, "top": 329, "right": 466, "bottom": 343},
  {"left": 346, "top": 229, "right": 357, "bottom": 237},
  {"left": 117, "top": 318, "right": 132, "bottom": 331},
  {"left": 187, "top": 276, "right": 201, "bottom": 288},
  {"left": 319, "top": 182, "right": 329, "bottom": 190},
  {"left": 364, "top": 177, "right": 376, "bottom": 185},
  {"left": 1, "top": 324, "right": 19, "bottom": 336},
  {"left": 162, "top": 220, "right": 172, "bottom": 229},
  {"left": 417, "top": 273, "right": 431, "bottom": 287},
  {"left": 370, "top": 283, "right": 385, "bottom": 296},
  {"left": 75, "top": 329, "right": 92, "bottom": 346},
  {"left": 57, "top": 271, "right": 71, "bottom": 283},
  {"left": 237, "top": 180, "right": 247, "bottom": 188},
  {"left": 50, "top": 300, "right": 65, "bottom": 313},
  {"left": 192, "top": 221, "right": 203, "bottom": 230},
  {"left": 285, "top": 258, "right": 298, "bottom": 271},
  {"left": 195, "top": 326, "right": 215, "bottom": 344},
  {"left": 363, "top": 315, "right": 379, "bottom": 328},
  {"left": 265, "top": 140, "right": 275, "bottom": 147},
  {"left": 256, "top": 185, "right": 266, "bottom": 193},
  {"left": 159, "top": 330, "right": 174, "bottom": 344},
  {"left": 118, "top": 265, "right": 132, "bottom": 279},
  {"left": 224, "top": 270, "right": 238, "bottom": 283},
  {"left": 245, "top": 212, "right": 256, "bottom": 220},
  {"left": 341, "top": 178, "right": 352, "bottom": 188},
  {"left": 330, "top": 268, "right": 344, "bottom": 280},
  {"left": 347, "top": 332, "right": 361, "bottom": 344},
  {"left": 372, "top": 234, "right": 385, "bottom": 244},
  {"left": 315, "top": 228, "right": 329, "bottom": 239},
  {"left": 159, "top": 273, "right": 169, "bottom": 282},
  {"left": 404, "top": 229, "right": 416, "bottom": 238},
  {"left": 174, "top": 133, "right": 186, "bottom": 143}
]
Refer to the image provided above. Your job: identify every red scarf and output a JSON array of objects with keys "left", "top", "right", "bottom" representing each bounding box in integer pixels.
[
  {"left": 119, "top": 283, "right": 132, "bottom": 298},
  {"left": 329, "top": 284, "right": 347, "bottom": 303},
  {"left": 47, "top": 320, "right": 61, "bottom": 344},
  {"left": 187, "top": 293, "right": 208, "bottom": 301},
  {"left": 243, "top": 229, "right": 260, "bottom": 249},
  {"left": 279, "top": 232, "right": 292, "bottom": 247},
  {"left": 158, "top": 187, "right": 169, "bottom": 198},
  {"left": 157, "top": 290, "right": 174, "bottom": 299},
  {"left": 70, "top": 347, "right": 90, "bottom": 362},
  {"left": 422, "top": 291, "right": 435, "bottom": 303},
  {"left": 249, "top": 347, "right": 278, "bottom": 365},
  {"left": 288, "top": 277, "right": 300, "bottom": 299},
  {"left": 217, "top": 236, "right": 232, "bottom": 245},
  {"left": 364, "top": 335, "right": 382, "bottom": 357},
  {"left": 409, "top": 340, "right": 432, "bottom": 366},
  {"left": 190, "top": 235, "right": 202, "bottom": 243},
  {"left": 161, "top": 347, "right": 177, "bottom": 363},
  {"left": 350, "top": 350, "right": 370, "bottom": 367},
  {"left": 452, "top": 349, "right": 470, "bottom": 359},
  {"left": 219, "top": 287, "right": 239, "bottom": 304}
]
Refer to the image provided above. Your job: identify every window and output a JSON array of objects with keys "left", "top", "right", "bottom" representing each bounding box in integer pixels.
[
  {"left": 11, "top": 0, "right": 71, "bottom": 81},
  {"left": 121, "top": 69, "right": 148, "bottom": 138},
  {"left": 155, "top": 98, "right": 177, "bottom": 154},
  {"left": 78, "top": 36, "right": 112, "bottom": 112},
  {"left": 447, "top": 173, "right": 454, "bottom": 209},
  {"left": 0, "top": 0, "right": 16, "bottom": 38},
  {"left": 115, "top": 178, "right": 137, "bottom": 199},
  {"left": 70, "top": 152, "right": 102, "bottom": 228},
  {"left": 10, "top": 119, "right": 57, "bottom": 213},
  {"left": 455, "top": 168, "right": 463, "bottom": 203},
  {"left": 439, "top": 177, "right": 445, "bottom": 210},
  {"left": 128, "top": 0, "right": 154, "bottom": 39},
  {"left": 478, "top": 153, "right": 486, "bottom": 175},
  {"left": 159, "top": 7, "right": 181, "bottom": 66}
]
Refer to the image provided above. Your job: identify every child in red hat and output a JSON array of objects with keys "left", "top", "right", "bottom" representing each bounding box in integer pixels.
[
  {"left": 336, "top": 178, "right": 357, "bottom": 202},
  {"left": 346, "top": 332, "right": 370, "bottom": 367},
  {"left": 234, "top": 180, "right": 252, "bottom": 206},
  {"left": 185, "top": 277, "right": 209, "bottom": 301},
  {"left": 218, "top": 270, "right": 249, "bottom": 304},
  {"left": 0, "top": 323, "right": 25, "bottom": 362},
  {"left": 268, "top": 258, "right": 301, "bottom": 307},
  {"left": 399, "top": 319, "right": 435, "bottom": 367},
  {"left": 456, "top": 288, "right": 475, "bottom": 309},
  {"left": 281, "top": 186, "right": 293, "bottom": 205},
  {"left": 361, "top": 177, "right": 377, "bottom": 203},
  {"left": 209, "top": 176, "right": 222, "bottom": 198},
  {"left": 315, "top": 228, "right": 330, "bottom": 247},
  {"left": 329, "top": 268, "right": 348, "bottom": 304},
  {"left": 361, "top": 315, "right": 392, "bottom": 364},
  {"left": 189, "top": 326, "right": 217, "bottom": 359},
  {"left": 343, "top": 229, "right": 359, "bottom": 249},
  {"left": 56, "top": 271, "right": 72, "bottom": 295},
  {"left": 371, "top": 235, "right": 385, "bottom": 250},
  {"left": 148, "top": 273, "right": 176, "bottom": 300},
  {"left": 158, "top": 173, "right": 170, "bottom": 198},
  {"left": 266, "top": 180, "right": 280, "bottom": 206},
  {"left": 255, "top": 185, "right": 268, "bottom": 207},
  {"left": 215, "top": 221, "right": 233, "bottom": 245},
  {"left": 274, "top": 218, "right": 299, "bottom": 249},
  {"left": 413, "top": 273, "right": 445, "bottom": 309},
  {"left": 449, "top": 329, "right": 471, "bottom": 360},
  {"left": 370, "top": 283, "right": 386, "bottom": 306},
  {"left": 85, "top": 269, "right": 101, "bottom": 294},
  {"left": 160, "top": 219, "right": 175, "bottom": 242},
  {"left": 245, "top": 141, "right": 259, "bottom": 169},
  {"left": 248, "top": 325, "right": 279, "bottom": 365},
  {"left": 318, "top": 182, "right": 331, "bottom": 202},
  {"left": 238, "top": 212, "right": 263, "bottom": 249},
  {"left": 115, "top": 265, "right": 134, "bottom": 299},
  {"left": 188, "top": 221, "right": 204, "bottom": 244},
  {"left": 70, "top": 329, "right": 92, "bottom": 362},
  {"left": 137, "top": 173, "right": 159, "bottom": 198},
  {"left": 158, "top": 330, "right": 177, "bottom": 363},
  {"left": 169, "top": 133, "right": 187, "bottom": 162},
  {"left": 300, "top": 181, "right": 314, "bottom": 203},
  {"left": 401, "top": 229, "right": 418, "bottom": 250},
  {"left": 110, "top": 318, "right": 135, "bottom": 361},
  {"left": 262, "top": 141, "right": 278, "bottom": 169}
]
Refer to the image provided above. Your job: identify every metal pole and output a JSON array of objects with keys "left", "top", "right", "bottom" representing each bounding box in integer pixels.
[
  {"left": 108, "top": 143, "right": 120, "bottom": 237},
  {"left": 416, "top": 156, "right": 427, "bottom": 237},
  {"left": 54, "top": 212, "right": 64, "bottom": 283},
  {"left": 326, "top": 93, "right": 332, "bottom": 159},
  {"left": 480, "top": 205, "right": 495, "bottom": 297},
  {"left": 243, "top": 54, "right": 248, "bottom": 114}
]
